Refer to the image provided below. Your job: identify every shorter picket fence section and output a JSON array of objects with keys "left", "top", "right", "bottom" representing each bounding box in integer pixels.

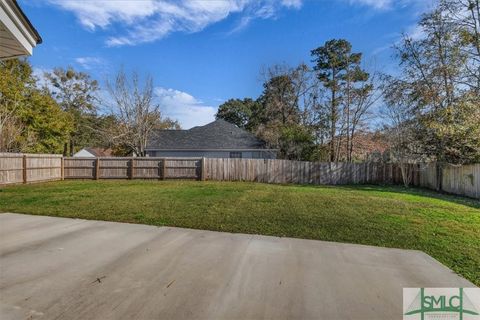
[
  {"left": 63, "top": 157, "right": 203, "bottom": 180},
  {"left": 0, "top": 153, "right": 62, "bottom": 185}
]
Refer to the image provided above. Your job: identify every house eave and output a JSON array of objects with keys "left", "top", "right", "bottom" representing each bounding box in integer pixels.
[{"left": 0, "top": 0, "right": 42, "bottom": 59}]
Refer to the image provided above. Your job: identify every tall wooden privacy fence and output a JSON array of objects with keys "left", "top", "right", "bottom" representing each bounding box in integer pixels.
[
  {"left": 205, "top": 159, "right": 480, "bottom": 199},
  {"left": 206, "top": 159, "right": 403, "bottom": 185},
  {"left": 1, "top": 153, "right": 479, "bottom": 199},
  {"left": 0, "top": 153, "right": 62, "bottom": 185}
]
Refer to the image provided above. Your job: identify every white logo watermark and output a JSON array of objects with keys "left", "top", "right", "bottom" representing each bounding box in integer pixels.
[{"left": 404, "top": 288, "right": 480, "bottom": 320}]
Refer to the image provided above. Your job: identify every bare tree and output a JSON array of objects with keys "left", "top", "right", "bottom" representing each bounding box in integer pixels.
[
  {"left": 0, "top": 94, "right": 36, "bottom": 152},
  {"left": 346, "top": 72, "right": 381, "bottom": 162},
  {"left": 443, "top": 0, "right": 480, "bottom": 92},
  {"left": 387, "top": 3, "right": 479, "bottom": 189},
  {"left": 382, "top": 77, "right": 424, "bottom": 187},
  {"left": 0, "top": 100, "right": 22, "bottom": 151},
  {"left": 105, "top": 69, "right": 161, "bottom": 156}
]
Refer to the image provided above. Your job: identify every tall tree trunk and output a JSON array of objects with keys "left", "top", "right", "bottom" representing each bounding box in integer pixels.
[
  {"left": 69, "top": 139, "right": 74, "bottom": 157},
  {"left": 330, "top": 97, "right": 336, "bottom": 161},
  {"left": 346, "top": 110, "right": 350, "bottom": 162},
  {"left": 345, "top": 66, "right": 351, "bottom": 162},
  {"left": 330, "top": 72, "right": 337, "bottom": 163},
  {"left": 435, "top": 162, "right": 443, "bottom": 191},
  {"left": 348, "top": 128, "right": 355, "bottom": 162},
  {"left": 400, "top": 162, "right": 412, "bottom": 187}
]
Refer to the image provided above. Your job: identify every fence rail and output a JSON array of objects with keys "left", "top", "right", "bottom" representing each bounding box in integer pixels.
[{"left": 0, "top": 153, "right": 478, "bottom": 199}]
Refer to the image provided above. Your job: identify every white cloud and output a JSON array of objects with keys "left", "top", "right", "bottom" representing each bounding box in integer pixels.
[
  {"left": 46, "top": 0, "right": 303, "bottom": 46},
  {"left": 228, "top": 16, "right": 253, "bottom": 35},
  {"left": 371, "top": 44, "right": 391, "bottom": 56},
  {"left": 405, "top": 24, "right": 425, "bottom": 41},
  {"left": 281, "top": 0, "right": 303, "bottom": 9},
  {"left": 346, "top": 0, "right": 429, "bottom": 11},
  {"left": 75, "top": 57, "right": 104, "bottom": 70},
  {"left": 47, "top": 0, "right": 159, "bottom": 30},
  {"left": 32, "top": 67, "right": 52, "bottom": 89},
  {"left": 45, "top": 0, "right": 431, "bottom": 46},
  {"left": 348, "top": 0, "right": 393, "bottom": 10},
  {"left": 155, "top": 87, "right": 216, "bottom": 129}
]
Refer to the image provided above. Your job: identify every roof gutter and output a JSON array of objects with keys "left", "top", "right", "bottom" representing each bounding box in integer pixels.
[
  {"left": 0, "top": 0, "right": 42, "bottom": 60},
  {"left": 13, "top": 0, "right": 41, "bottom": 43}
]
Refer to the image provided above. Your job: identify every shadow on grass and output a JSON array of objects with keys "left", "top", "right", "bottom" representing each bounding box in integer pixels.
[{"left": 318, "top": 184, "right": 480, "bottom": 210}]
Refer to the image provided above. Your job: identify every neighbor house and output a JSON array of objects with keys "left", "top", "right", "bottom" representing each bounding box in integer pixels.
[
  {"left": 73, "top": 148, "right": 113, "bottom": 158},
  {"left": 146, "top": 119, "right": 276, "bottom": 159},
  {"left": 0, "top": 0, "right": 42, "bottom": 59}
]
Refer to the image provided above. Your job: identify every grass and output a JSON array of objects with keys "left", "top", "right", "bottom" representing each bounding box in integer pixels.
[{"left": 1, "top": 180, "right": 479, "bottom": 285}]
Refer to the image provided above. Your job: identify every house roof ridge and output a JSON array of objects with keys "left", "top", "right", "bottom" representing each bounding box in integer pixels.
[{"left": 147, "top": 120, "right": 268, "bottom": 150}]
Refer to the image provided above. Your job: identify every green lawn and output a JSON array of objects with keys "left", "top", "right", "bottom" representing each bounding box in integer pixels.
[{"left": 1, "top": 180, "right": 479, "bottom": 285}]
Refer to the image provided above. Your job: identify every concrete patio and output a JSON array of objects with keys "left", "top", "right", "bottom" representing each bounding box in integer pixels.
[{"left": 0, "top": 213, "right": 475, "bottom": 319}]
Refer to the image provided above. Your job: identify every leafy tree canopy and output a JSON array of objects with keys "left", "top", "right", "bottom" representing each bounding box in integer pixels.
[
  {"left": 215, "top": 98, "right": 258, "bottom": 130},
  {"left": 0, "top": 59, "right": 72, "bottom": 153}
]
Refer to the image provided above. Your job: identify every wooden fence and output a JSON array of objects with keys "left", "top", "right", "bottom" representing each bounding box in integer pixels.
[
  {"left": 0, "top": 153, "right": 62, "bottom": 185},
  {"left": 205, "top": 159, "right": 479, "bottom": 199},
  {"left": 63, "top": 157, "right": 202, "bottom": 180},
  {"left": 205, "top": 158, "right": 400, "bottom": 185},
  {"left": 0, "top": 153, "right": 478, "bottom": 199},
  {"left": 438, "top": 163, "right": 480, "bottom": 199}
]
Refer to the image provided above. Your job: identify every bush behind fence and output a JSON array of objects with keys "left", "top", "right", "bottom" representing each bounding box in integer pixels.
[{"left": 1, "top": 154, "right": 479, "bottom": 199}]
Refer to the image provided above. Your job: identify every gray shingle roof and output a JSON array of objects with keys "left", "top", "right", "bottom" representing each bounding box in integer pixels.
[
  {"left": 147, "top": 119, "right": 269, "bottom": 150},
  {"left": 84, "top": 148, "right": 113, "bottom": 157}
]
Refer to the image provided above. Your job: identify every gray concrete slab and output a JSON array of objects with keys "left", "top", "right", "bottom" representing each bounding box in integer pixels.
[{"left": 0, "top": 213, "right": 475, "bottom": 320}]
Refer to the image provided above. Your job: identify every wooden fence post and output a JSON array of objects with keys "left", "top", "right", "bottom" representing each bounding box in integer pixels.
[
  {"left": 201, "top": 157, "right": 206, "bottom": 181},
  {"left": 129, "top": 158, "right": 134, "bottom": 179},
  {"left": 95, "top": 158, "right": 100, "bottom": 180},
  {"left": 22, "top": 154, "right": 27, "bottom": 184},
  {"left": 162, "top": 158, "right": 166, "bottom": 180},
  {"left": 61, "top": 157, "right": 65, "bottom": 180}
]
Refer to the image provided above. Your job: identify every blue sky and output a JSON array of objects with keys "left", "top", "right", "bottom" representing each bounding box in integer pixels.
[{"left": 22, "top": 0, "right": 433, "bottom": 128}]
